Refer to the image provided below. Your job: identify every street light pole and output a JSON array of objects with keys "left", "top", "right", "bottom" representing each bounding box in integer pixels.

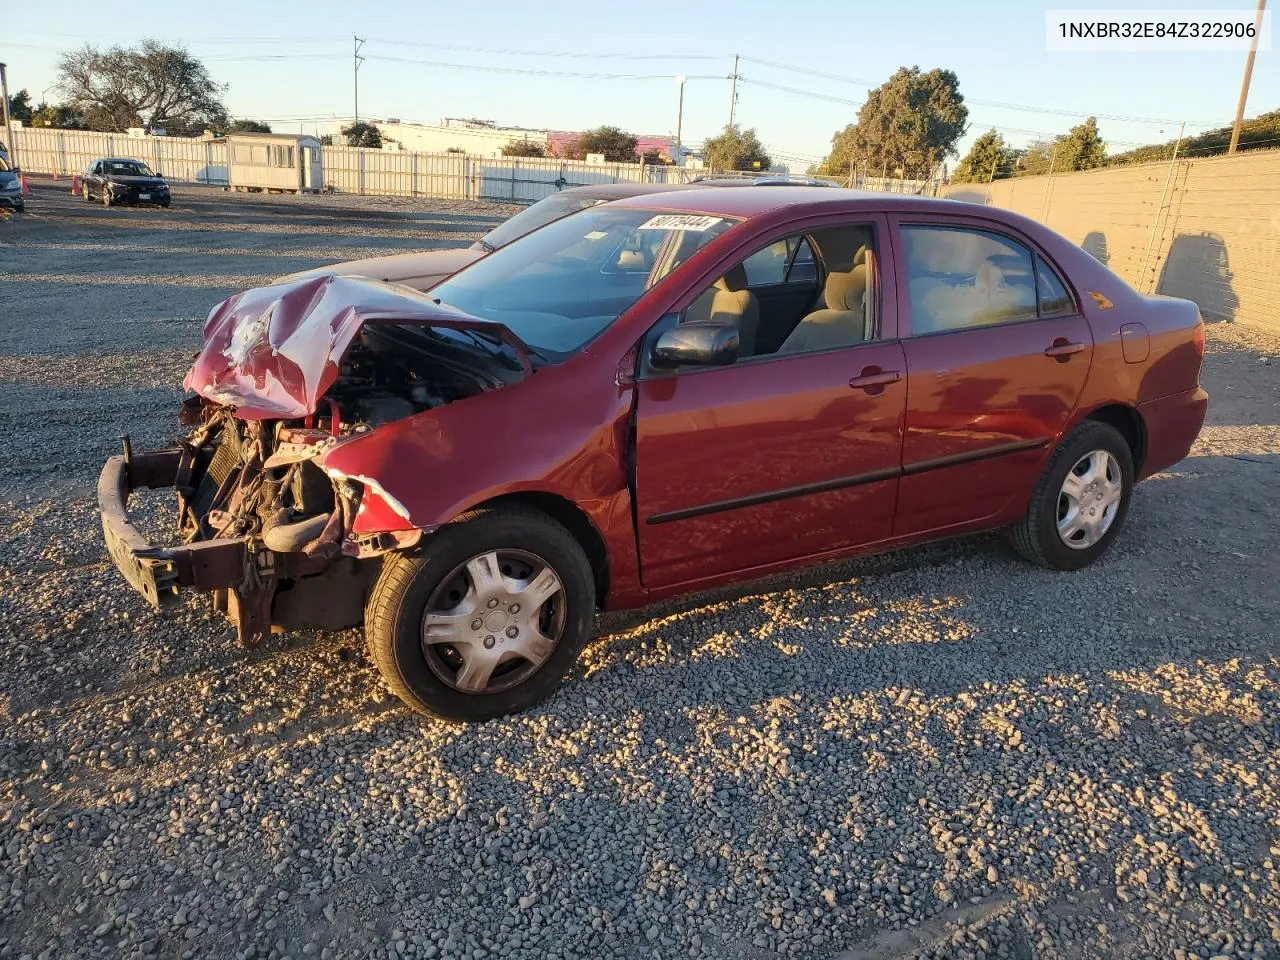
[
  {"left": 1228, "top": 0, "right": 1267, "bottom": 154},
  {"left": 675, "top": 75, "right": 686, "bottom": 167}
]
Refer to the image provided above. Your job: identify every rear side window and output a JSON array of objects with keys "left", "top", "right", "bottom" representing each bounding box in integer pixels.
[
  {"left": 903, "top": 226, "right": 1039, "bottom": 334},
  {"left": 1035, "top": 256, "right": 1075, "bottom": 316}
]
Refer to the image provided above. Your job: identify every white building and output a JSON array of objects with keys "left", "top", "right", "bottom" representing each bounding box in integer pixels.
[
  {"left": 227, "top": 132, "right": 324, "bottom": 193},
  {"left": 373, "top": 119, "right": 549, "bottom": 158}
]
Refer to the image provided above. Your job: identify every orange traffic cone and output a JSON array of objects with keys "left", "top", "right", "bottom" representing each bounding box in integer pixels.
[
  {"left": 71, "top": 175, "right": 81, "bottom": 196},
  {"left": 19, "top": 174, "right": 28, "bottom": 196}
]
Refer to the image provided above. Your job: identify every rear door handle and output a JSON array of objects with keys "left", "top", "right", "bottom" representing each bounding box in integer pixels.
[
  {"left": 1044, "top": 339, "right": 1087, "bottom": 360},
  {"left": 848, "top": 368, "right": 902, "bottom": 390}
]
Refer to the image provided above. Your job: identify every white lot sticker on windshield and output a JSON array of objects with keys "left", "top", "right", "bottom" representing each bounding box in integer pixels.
[
  {"left": 583, "top": 230, "right": 608, "bottom": 240},
  {"left": 637, "top": 214, "right": 724, "bottom": 232}
]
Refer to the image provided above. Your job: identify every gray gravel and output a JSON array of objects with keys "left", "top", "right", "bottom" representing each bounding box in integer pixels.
[{"left": 3, "top": 181, "right": 1280, "bottom": 960}]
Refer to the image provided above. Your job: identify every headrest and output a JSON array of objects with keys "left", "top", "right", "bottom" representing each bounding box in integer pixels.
[
  {"left": 717, "top": 263, "right": 749, "bottom": 292},
  {"left": 977, "top": 259, "right": 1005, "bottom": 293},
  {"left": 825, "top": 263, "right": 867, "bottom": 311},
  {"left": 853, "top": 245, "right": 868, "bottom": 267}
]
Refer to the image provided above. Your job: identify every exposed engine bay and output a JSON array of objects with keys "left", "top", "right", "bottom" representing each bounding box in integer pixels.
[{"left": 168, "top": 324, "right": 523, "bottom": 640}]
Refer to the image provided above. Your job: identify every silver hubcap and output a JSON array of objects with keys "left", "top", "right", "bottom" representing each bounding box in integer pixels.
[
  {"left": 420, "top": 549, "right": 565, "bottom": 695},
  {"left": 1057, "top": 449, "right": 1123, "bottom": 550}
]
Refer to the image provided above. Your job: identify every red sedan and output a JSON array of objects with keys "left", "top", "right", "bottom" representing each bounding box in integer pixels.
[{"left": 99, "top": 188, "right": 1208, "bottom": 720}]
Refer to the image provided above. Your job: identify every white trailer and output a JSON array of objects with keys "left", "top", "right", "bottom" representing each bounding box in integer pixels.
[{"left": 226, "top": 133, "right": 323, "bottom": 193}]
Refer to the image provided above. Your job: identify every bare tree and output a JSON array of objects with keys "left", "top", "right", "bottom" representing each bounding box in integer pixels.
[{"left": 56, "top": 41, "right": 228, "bottom": 134}]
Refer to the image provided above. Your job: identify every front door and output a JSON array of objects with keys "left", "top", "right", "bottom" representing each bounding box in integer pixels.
[
  {"left": 633, "top": 215, "right": 906, "bottom": 590},
  {"left": 891, "top": 218, "right": 1094, "bottom": 536}
]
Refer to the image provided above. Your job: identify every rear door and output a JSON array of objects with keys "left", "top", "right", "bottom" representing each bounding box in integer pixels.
[{"left": 890, "top": 216, "right": 1094, "bottom": 536}]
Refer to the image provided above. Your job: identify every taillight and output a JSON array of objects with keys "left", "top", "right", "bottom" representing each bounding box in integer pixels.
[{"left": 1193, "top": 320, "right": 1206, "bottom": 359}]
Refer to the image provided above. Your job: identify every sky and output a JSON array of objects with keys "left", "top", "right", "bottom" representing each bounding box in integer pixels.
[{"left": 5, "top": 0, "right": 1277, "bottom": 171}]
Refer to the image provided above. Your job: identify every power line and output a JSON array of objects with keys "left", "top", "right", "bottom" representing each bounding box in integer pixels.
[
  {"left": 367, "top": 54, "right": 724, "bottom": 82},
  {"left": 365, "top": 37, "right": 719, "bottom": 61},
  {"left": 736, "top": 54, "right": 1225, "bottom": 128}
]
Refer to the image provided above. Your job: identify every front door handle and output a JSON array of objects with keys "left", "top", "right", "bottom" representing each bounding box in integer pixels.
[
  {"left": 849, "top": 367, "right": 902, "bottom": 390},
  {"left": 1044, "top": 339, "right": 1087, "bottom": 361}
]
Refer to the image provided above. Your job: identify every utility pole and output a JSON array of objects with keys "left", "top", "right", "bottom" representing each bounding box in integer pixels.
[
  {"left": 0, "top": 62, "right": 18, "bottom": 173},
  {"left": 728, "top": 55, "right": 739, "bottom": 129},
  {"left": 675, "top": 75, "right": 686, "bottom": 167},
  {"left": 353, "top": 36, "right": 366, "bottom": 127},
  {"left": 1229, "top": 0, "right": 1267, "bottom": 154}
]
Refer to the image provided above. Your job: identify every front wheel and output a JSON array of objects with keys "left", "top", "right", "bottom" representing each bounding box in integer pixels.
[
  {"left": 365, "top": 506, "right": 596, "bottom": 721},
  {"left": 101, "top": 187, "right": 111, "bottom": 207},
  {"left": 1009, "top": 420, "right": 1134, "bottom": 570}
]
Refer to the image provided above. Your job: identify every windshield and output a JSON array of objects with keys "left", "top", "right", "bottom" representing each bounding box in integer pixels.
[
  {"left": 433, "top": 206, "right": 740, "bottom": 358},
  {"left": 475, "top": 193, "right": 607, "bottom": 251},
  {"left": 105, "top": 160, "right": 154, "bottom": 177},
  {"left": 0, "top": 156, "right": 10, "bottom": 173}
]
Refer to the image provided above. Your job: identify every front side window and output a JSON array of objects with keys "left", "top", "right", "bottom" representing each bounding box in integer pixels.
[
  {"left": 429, "top": 207, "right": 740, "bottom": 358},
  {"left": 741, "top": 236, "right": 815, "bottom": 286},
  {"left": 678, "top": 223, "right": 878, "bottom": 361},
  {"left": 903, "top": 226, "right": 1039, "bottom": 334}
]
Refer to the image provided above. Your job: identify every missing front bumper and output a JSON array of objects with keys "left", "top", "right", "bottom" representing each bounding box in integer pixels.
[{"left": 97, "top": 448, "right": 331, "bottom": 644}]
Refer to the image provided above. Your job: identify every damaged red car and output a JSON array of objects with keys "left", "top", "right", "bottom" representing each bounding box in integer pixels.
[{"left": 99, "top": 188, "right": 1209, "bottom": 720}]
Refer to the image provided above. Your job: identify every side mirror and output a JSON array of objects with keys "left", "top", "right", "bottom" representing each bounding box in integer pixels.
[{"left": 651, "top": 322, "right": 739, "bottom": 368}]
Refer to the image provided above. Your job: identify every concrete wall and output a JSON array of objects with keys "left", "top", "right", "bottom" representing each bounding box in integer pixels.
[{"left": 944, "top": 150, "right": 1280, "bottom": 331}]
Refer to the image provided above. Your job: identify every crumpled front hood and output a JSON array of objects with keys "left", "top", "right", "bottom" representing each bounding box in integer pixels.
[
  {"left": 276, "top": 247, "right": 485, "bottom": 292},
  {"left": 184, "top": 275, "right": 531, "bottom": 420}
]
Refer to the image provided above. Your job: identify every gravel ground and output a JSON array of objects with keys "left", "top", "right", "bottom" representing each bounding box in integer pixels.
[{"left": 2, "top": 181, "right": 1280, "bottom": 960}]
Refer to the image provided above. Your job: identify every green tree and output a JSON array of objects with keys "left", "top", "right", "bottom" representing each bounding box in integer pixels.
[
  {"left": 501, "top": 140, "right": 547, "bottom": 158},
  {"left": 1015, "top": 117, "right": 1106, "bottom": 176},
  {"left": 702, "top": 125, "right": 772, "bottom": 172},
  {"left": 1056, "top": 117, "right": 1106, "bottom": 171},
  {"left": 1107, "top": 110, "right": 1280, "bottom": 166},
  {"left": 56, "top": 41, "right": 227, "bottom": 133},
  {"left": 561, "top": 126, "right": 638, "bottom": 162},
  {"left": 226, "top": 118, "right": 272, "bottom": 133},
  {"left": 7, "top": 90, "right": 33, "bottom": 123},
  {"left": 640, "top": 148, "right": 674, "bottom": 165},
  {"left": 30, "top": 102, "right": 86, "bottom": 129},
  {"left": 951, "top": 129, "right": 1015, "bottom": 183},
  {"left": 341, "top": 122, "right": 382, "bottom": 148},
  {"left": 819, "top": 66, "right": 968, "bottom": 179}
]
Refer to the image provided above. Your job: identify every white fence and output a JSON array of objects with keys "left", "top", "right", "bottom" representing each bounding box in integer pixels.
[
  {"left": 13, "top": 128, "right": 229, "bottom": 184},
  {"left": 11, "top": 127, "right": 913, "bottom": 202}
]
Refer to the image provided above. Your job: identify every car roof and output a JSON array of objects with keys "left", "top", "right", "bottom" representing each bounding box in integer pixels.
[
  {"left": 96, "top": 157, "right": 149, "bottom": 164},
  {"left": 555, "top": 176, "right": 837, "bottom": 203},
  {"left": 558, "top": 182, "right": 689, "bottom": 200},
  {"left": 606, "top": 185, "right": 971, "bottom": 219}
]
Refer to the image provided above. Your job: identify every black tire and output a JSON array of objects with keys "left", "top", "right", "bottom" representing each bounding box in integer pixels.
[
  {"left": 365, "top": 506, "right": 596, "bottom": 721},
  {"left": 1010, "top": 419, "right": 1135, "bottom": 570},
  {"left": 160, "top": 200, "right": 171, "bottom": 208}
]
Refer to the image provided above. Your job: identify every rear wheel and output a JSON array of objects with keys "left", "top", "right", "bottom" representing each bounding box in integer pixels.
[
  {"left": 1009, "top": 420, "right": 1134, "bottom": 570},
  {"left": 365, "top": 506, "right": 596, "bottom": 721}
]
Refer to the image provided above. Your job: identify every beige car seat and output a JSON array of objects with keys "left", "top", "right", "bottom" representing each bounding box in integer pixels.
[
  {"left": 684, "top": 263, "right": 760, "bottom": 357},
  {"left": 777, "top": 248, "right": 869, "bottom": 354}
]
